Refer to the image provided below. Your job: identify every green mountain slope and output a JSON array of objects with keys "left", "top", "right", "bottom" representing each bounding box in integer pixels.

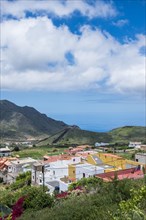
[
  {"left": 0, "top": 100, "right": 67, "bottom": 140},
  {"left": 38, "top": 127, "right": 111, "bottom": 146},
  {"left": 1, "top": 100, "right": 145, "bottom": 144},
  {"left": 38, "top": 126, "right": 146, "bottom": 146},
  {"left": 109, "top": 126, "right": 146, "bottom": 143}
]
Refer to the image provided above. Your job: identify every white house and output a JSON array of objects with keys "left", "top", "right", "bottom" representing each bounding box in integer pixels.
[
  {"left": 6, "top": 157, "right": 36, "bottom": 184},
  {"left": 95, "top": 142, "right": 109, "bottom": 147},
  {"left": 44, "top": 163, "right": 104, "bottom": 193},
  {"left": 128, "top": 142, "right": 141, "bottom": 149},
  {"left": 0, "top": 147, "right": 11, "bottom": 157},
  {"left": 31, "top": 156, "right": 81, "bottom": 192},
  {"left": 72, "top": 163, "right": 104, "bottom": 180}
]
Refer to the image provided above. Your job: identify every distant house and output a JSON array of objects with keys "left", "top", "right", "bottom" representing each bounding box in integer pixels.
[
  {"left": 128, "top": 142, "right": 141, "bottom": 149},
  {"left": 135, "top": 153, "right": 146, "bottom": 165},
  {"left": 0, "top": 157, "right": 17, "bottom": 182},
  {"left": 95, "top": 142, "right": 109, "bottom": 147},
  {"left": 0, "top": 147, "right": 11, "bottom": 157},
  {"left": 140, "top": 145, "right": 146, "bottom": 151}
]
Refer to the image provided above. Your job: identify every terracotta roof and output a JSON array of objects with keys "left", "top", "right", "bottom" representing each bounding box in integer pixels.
[
  {"left": 96, "top": 168, "right": 143, "bottom": 182},
  {"left": 0, "top": 159, "right": 7, "bottom": 169},
  {"left": 68, "top": 177, "right": 76, "bottom": 182},
  {"left": 43, "top": 155, "right": 72, "bottom": 163},
  {"left": 0, "top": 157, "right": 17, "bottom": 170},
  {"left": 102, "top": 153, "right": 122, "bottom": 159}
]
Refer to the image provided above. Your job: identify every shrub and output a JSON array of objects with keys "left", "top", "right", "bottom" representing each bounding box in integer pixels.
[{"left": 22, "top": 186, "right": 54, "bottom": 210}]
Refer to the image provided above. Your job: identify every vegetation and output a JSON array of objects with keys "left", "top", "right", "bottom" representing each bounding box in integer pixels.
[
  {"left": 0, "top": 186, "right": 54, "bottom": 213},
  {"left": 0, "top": 174, "right": 146, "bottom": 220},
  {"left": 113, "top": 185, "right": 146, "bottom": 220},
  {"left": 12, "top": 146, "right": 68, "bottom": 159},
  {"left": 9, "top": 172, "right": 31, "bottom": 191},
  {"left": 19, "top": 177, "right": 146, "bottom": 220},
  {"left": 38, "top": 127, "right": 112, "bottom": 146},
  {"left": 38, "top": 126, "right": 146, "bottom": 146},
  {"left": 109, "top": 126, "right": 146, "bottom": 143}
]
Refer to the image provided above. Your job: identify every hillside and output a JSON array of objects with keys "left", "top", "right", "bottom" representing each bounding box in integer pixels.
[
  {"left": 0, "top": 100, "right": 67, "bottom": 140},
  {"left": 109, "top": 126, "right": 146, "bottom": 143},
  {"left": 38, "top": 126, "right": 146, "bottom": 146},
  {"left": 38, "top": 126, "right": 112, "bottom": 146}
]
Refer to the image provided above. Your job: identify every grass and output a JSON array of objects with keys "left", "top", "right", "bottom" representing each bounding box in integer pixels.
[
  {"left": 115, "top": 152, "right": 135, "bottom": 160},
  {"left": 12, "top": 146, "right": 68, "bottom": 159}
]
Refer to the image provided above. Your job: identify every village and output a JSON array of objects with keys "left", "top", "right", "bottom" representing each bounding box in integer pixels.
[{"left": 0, "top": 142, "right": 146, "bottom": 194}]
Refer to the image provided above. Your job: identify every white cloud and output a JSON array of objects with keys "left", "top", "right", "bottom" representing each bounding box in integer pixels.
[
  {"left": 1, "top": 17, "right": 146, "bottom": 95},
  {"left": 112, "top": 19, "right": 129, "bottom": 27},
  {"left": 1, "top": 0, "right": 117, "bottom": 19}
]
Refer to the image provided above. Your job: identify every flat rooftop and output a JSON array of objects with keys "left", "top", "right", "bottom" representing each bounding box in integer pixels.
[
  {"left": 74, "top": 163, "right": 104, "bottom": 171},
  {"left": 11, "top": 158, "right": 36, "bottom": 165},
  {"left": 0, "top": 148, "right": 11, "bottom": 152}
]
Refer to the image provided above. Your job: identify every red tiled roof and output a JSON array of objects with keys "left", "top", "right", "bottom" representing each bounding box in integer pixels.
[
  {"left": 43, "top": 155, "right": 72, "bottom": 163},
  {"left": 96, "top": 168, "right": 143, "bottom": 182},
  {"left": 0, "top": 157, "right": 18, "bottom": 170}
]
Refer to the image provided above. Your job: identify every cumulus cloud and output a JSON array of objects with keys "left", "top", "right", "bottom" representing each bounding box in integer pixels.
[
  {"left": 112, "top": 19, "right": 129, "bottom": 27},
  {"left": 1, "top": 17, "right": 145, "bottom": 95},
  {"left": 1, "top": 0, "right": 117, "bottom": 19}
]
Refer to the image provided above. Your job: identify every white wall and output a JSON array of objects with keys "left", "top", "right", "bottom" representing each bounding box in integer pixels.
[
  {"left": 45, "top": 183, "right": 55, "bottom": 194},
  {"left": 0, "top": 152, "right": 11, "bottom": 157},
  {"left": 31, "top": 157, "right": 81, "bottom": 186},
  {"left": 32, "top": 169, "right": 43, "bottom": 185},
  {"left": 75, "top": 165, "right": 104, "bottom": 180},
  {"left": 135, "top": 154, "right": 146, "bottom": 164},
  {"left": 44, "top": 157, "right": 81, "bottom": 182},
  {"left": 59, "top": 180, "right": 69, "bottom": 192}
]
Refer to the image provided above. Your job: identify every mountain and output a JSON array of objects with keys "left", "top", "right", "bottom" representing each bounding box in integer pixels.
[
  {"left": 0, "top": 100, "right": 145, "bottom": 144},
  {"left": 38, "top": 126, "right": 112, "bottom": 146},
  {"left": 0, "top": 100, "right": 67, "bottom": 140},
  {"left": 38, "top": 125, "right": 146, "bottom": 146}
]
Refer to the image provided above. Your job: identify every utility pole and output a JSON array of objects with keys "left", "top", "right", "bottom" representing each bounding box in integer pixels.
[{"left": 42, "top": 165, "right": 45, "bottom": 191}]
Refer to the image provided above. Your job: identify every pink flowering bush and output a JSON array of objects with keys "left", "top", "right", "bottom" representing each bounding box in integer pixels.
[
  {"left": 11, "top": 197, "right": 25, "bottom": 220},
  {"left": 0, "top": 197, "right": 25, "bottom": 220}
]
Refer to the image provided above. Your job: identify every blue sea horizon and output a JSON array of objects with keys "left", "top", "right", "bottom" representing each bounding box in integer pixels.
[{"left": 47, "top": 113, "right": 145, "bottom": 133}]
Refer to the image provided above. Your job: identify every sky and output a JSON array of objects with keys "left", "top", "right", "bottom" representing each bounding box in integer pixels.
[{"left": 0, "top": 0, "right": 146, "bottom": 132}]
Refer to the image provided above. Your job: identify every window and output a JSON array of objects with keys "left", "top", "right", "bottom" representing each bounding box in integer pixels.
[
  {"left": 40, "top": 179, "right": 42, "bottom": 183},
  {"left": 136, "top": 159, "right": 139, "bottom": 162},
  {"left": 32, "top": 176, "right": 34, "bottom": 179},
  {"left": 53, "top": 171, "right": 55, "bottom": 175},
  {"left": 83, "top": 173, "right": 85, "bottom": 178},
  {"left": 73, "top": 159, "right": 75, "bottom": 162}
]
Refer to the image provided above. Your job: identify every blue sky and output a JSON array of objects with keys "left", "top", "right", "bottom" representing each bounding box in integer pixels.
[{"left": 1, "top": 0, "right": 146, "bottom": 131}]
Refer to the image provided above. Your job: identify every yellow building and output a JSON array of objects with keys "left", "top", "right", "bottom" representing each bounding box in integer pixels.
[
  {"left": 68, "top": 164, "right": 76, "bottom": 180},
  {"left": 87, "top": 153, "right": 143, "bottom": 173}
]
